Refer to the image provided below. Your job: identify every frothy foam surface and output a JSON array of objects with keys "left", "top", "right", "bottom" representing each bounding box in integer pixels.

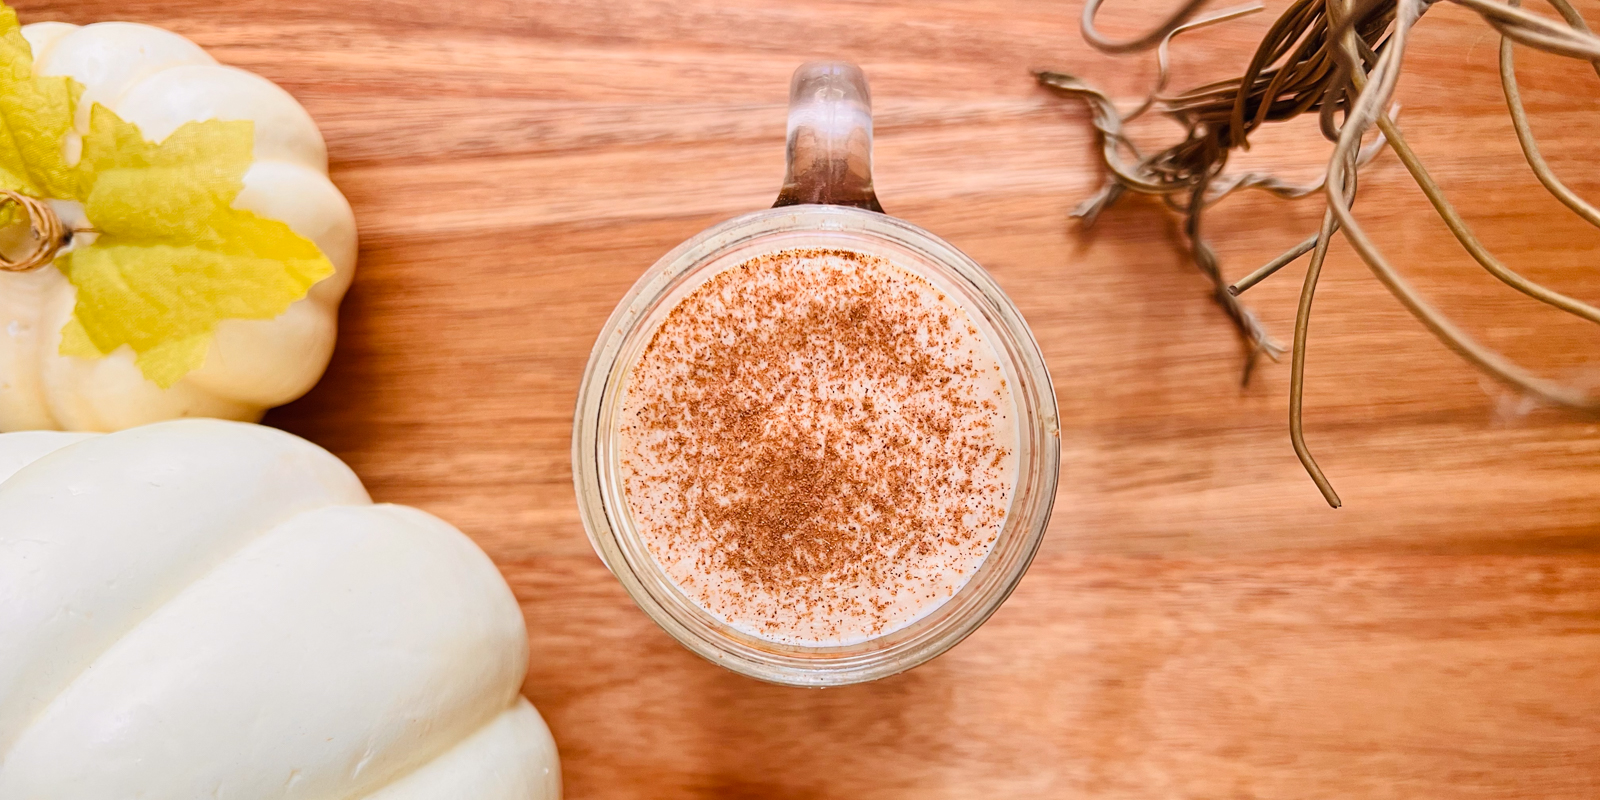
[{"left": 619, "top": 247, "right": 1019, "bottom": 646}]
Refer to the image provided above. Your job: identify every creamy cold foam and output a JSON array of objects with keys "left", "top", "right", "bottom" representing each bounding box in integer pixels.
[{"left": 618, "top": 247, "right": 1019, "bottom": 646}]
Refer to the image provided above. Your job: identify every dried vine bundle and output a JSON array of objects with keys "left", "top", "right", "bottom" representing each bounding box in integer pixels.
[{"left": 1039, "top": 0, "right": 1600, "bottom": 507}]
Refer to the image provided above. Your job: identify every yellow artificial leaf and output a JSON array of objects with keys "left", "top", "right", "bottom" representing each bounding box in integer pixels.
[
  {"left": 0, "top": 2, "right": 335, "bottom": 387},
  {"left": 56, "top": 108, "right": 334, "bottom": 387},
  {"left": 0, "top": 6, "right": 78, "bottom": 199},
  {"left": 56, "top": 316, "right": 98, "bottom": 356},
  {"left": 134, "top": 335, "right": 212, "bottom": 387}
]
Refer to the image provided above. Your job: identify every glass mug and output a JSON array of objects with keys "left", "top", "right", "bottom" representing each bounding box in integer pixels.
[{"left": 573, "top": 62, "right": 1059, "bottom": 686}]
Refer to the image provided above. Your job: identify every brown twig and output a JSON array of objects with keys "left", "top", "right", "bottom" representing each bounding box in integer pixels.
[
  {"left": 1322, "top": 0, "right": 1600, "bottom": 411},
  {"left": 0, "top": 190, "right": 67, "bottom": 273},
  {"left": 1500, "top": 0, "right": 1600, "bottom": 228},
  {"left": 1042, "top": 0, "right": 1600, "bottom": 505}
]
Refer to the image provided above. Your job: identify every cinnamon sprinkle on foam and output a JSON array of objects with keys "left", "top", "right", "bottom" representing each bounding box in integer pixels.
[{"left": 619, "top": 248, "right": 1017, "bottom": 645}]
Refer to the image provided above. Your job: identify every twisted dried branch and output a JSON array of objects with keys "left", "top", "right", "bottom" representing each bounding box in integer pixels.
[
  {"left": 1042, "top": 0, "right": 1600, "bottom": 505},
  {"left": 1323, "top": 0, "right": 1600, "bottom": 411}
]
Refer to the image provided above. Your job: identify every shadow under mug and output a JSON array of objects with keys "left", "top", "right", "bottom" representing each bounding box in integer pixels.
[{"left": 573, "top": 62, "right": 1060, "bottom": 686}]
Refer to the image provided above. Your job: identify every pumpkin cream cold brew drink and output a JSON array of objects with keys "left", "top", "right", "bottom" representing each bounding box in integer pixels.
[
  {"left": 618, "top": 247, "right": 1019, "bottom": 646},
  {"left": 578, "top": 62, "right": 1057, "bottom": 683}
]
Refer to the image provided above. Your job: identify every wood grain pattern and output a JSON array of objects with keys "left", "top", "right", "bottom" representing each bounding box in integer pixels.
[{"left": 20, "top": 0, "right": 1600, "bottom": 795}]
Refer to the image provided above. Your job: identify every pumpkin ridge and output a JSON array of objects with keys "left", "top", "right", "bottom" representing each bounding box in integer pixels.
[
  {"left": 0, "top": 499, "right": 374, "bottom": 766},
  {"left": 0, "top": 267, "right": 62, "bottom": 428},
  {"left": 348, "top": 697, "right": 527, "bottom": 800},
  {"left": 0, "top": 502, "right": 527, "bottom": 796},
  {"left": 0, "top": 428, "right": 92, "bottom": 482},
  {"left": 0, "top": 420, "right": 371, "bottom": 759},
  {"left": 0, "top": 422, "right": 368, "bottom": 758}
]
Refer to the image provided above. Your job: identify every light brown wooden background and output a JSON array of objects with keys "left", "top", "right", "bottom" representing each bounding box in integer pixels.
[{"left": 26, "top": 0, "right": 1600, "bottom": 796}]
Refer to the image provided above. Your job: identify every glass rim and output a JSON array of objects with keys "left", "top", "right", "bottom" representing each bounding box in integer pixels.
[{"left": 573, "top": 204, "right": 1060, "bottom": 686}]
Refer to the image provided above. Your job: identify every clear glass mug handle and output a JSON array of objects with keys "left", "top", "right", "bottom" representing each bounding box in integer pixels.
[{"left": 772, "top": 62, "right": 885, "bottom": 213}]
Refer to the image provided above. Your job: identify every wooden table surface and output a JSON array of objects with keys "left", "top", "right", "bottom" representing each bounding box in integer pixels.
[{"left": 26, "top": 0, "right": 1600, "bottom": 796}]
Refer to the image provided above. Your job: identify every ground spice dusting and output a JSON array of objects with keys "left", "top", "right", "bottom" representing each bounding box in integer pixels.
[{"left": 619, "top": 247, "right": 1017, "bottom": 645}]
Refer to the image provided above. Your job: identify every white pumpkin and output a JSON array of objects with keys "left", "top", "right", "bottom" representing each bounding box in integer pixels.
[
  {"left": 0, "top": 21, "right": 357, "bottom": 433},
  {"left": 0, "top": 420, "right": 560, "bottom": 799}
]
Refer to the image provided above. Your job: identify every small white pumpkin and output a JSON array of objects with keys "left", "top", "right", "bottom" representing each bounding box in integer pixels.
[
  {"left": 0, "top": 19, "right": 357, "bottom": 433},
  {"left": 0, "top": 420, "right": 560, "bottom": 799}
]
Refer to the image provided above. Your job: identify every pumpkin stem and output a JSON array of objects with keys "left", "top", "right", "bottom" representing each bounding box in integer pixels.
[{"left": 0, "top": 190, "right": 69, "bottom": 273}]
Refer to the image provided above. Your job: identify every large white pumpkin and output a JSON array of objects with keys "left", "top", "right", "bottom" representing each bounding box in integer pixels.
[
  {"left": 0, "top": 420, "right": 560, "bottom": 799},
  {"left": 0, "top": 21, "right": 357, "bottom": 433}
]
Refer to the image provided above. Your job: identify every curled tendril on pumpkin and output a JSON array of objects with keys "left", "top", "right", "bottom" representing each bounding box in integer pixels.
[{"left": 1039, "top": 0, "right": 1600, "bottom": 507}]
